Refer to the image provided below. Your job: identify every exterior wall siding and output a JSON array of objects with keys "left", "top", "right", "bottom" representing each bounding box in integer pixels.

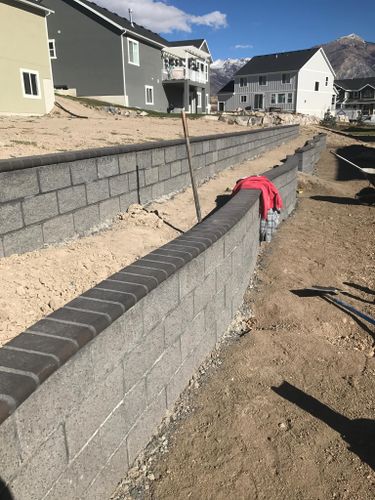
[
  {"left": 44, "top": 0, "right": 124, "bottom": 99},
  {"left": 0, "top": 0, "right": 54, "bottom": 116}
]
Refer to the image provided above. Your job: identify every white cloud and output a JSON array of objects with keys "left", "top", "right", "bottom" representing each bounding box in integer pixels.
[
  {"left": 95, "top": 0, "right": 227, "bottom": 33},
  {"left": 234, "top": 44, "right": 253, "bottom": 49}
]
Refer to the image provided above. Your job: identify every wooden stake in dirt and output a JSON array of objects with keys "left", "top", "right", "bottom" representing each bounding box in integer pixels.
[{"left": 181, "top": 110, "right": 202, "bottom": 223}]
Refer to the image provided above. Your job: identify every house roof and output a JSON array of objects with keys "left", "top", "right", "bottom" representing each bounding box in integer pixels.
[
  {"left": 168, "top": 39, "right": 205, "bottom": 49},
  {"left": 236, "top": 47, "right": 320, "bottom": 75},
  {"left": 217, "top": 80, "right": 234, "bottom": 94},
  {"left": 15, "top": 0, "right": 53, "bottom": 14},
  {"left": 334, "top": 77, "right": 375, "bottom": 91},
  {"left": 70, "top": 0, "right": 169, "bottom": 46}
]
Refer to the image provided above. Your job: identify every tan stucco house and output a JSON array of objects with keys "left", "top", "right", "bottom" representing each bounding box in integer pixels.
[{"left": 0, "top": 0, "right": 55, "bottom": 115}]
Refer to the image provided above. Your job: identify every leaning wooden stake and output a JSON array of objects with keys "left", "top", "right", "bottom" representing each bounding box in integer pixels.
[{"left": 181, "top": 110, "right": 202, "bottom": 223}]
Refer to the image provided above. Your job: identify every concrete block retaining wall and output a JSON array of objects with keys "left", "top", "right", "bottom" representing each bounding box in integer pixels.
[
  {"left": 0, "top": 132, "right": 328, "bottom": 500},
  {"left": 296, "top": 133, "right": 327, "bottom": 174},
  {"left": 0, "top": 125, "right": 299, "bottom": 258}
]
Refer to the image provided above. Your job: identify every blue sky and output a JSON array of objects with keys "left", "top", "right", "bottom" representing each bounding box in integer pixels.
[{"left": 100, "top": 0, "right": 375, "bottom": 60}]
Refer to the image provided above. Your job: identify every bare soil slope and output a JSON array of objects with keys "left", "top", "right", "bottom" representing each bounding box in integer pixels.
[{"left": 112, "top": 139, "right": 375, "bottom": 500}]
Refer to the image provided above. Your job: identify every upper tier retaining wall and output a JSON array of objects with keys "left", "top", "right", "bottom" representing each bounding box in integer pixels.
[{"left": 0, "top": 125, "right": 299, "bottom": 258}]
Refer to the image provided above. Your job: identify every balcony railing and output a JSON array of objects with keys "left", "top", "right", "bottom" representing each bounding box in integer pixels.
[{"left": 162, "top": 68, "right": 207, "bottom": 84}]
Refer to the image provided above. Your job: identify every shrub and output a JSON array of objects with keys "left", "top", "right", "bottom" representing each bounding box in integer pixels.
[{"left": 320, "top": 110, "right": 337, "bottom": 128}]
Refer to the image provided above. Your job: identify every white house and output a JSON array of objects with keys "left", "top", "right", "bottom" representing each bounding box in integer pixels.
[{"left": 217, "top": 47, "right": 336, "bottom": 118}]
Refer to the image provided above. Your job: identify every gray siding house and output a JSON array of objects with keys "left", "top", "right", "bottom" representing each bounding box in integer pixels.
[
  {"left": 41, "top": 0, "right": 211, "bottom": 113},
  {"left": 334, "top": 77, "right": 375, "bottom": 120},
  {"left": 217, "top": 47, "right": 335, "bottom": 118}
]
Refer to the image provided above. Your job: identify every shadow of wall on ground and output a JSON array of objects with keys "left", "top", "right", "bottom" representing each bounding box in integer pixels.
[
  {"left": 335, "top": 145, "right": 375, "bottom": 181},
  {"left": 272, "top": 381, "right": 375, "bottom": 471},
  {"left": 0, "top": 479, "right": 14, "bottom": 500}
]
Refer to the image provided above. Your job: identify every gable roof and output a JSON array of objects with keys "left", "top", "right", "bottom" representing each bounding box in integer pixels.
[
  {"left": 217, "top": 80, "right": 234, "bottom": 94},
  {"left": 14, "top": 0, "right": 53, "bottom": 14},
  {"left": 334, "top": 77, "right": 375, "bottom": 91},
  {"left": 169, "top": 39, "right": 205, "bottom": 49},
  {"left": 66, "top": 0, "right": 169, "bottom": 46},
  {"left": 236, "top": 47, "right": 320, "bottom": 75}
]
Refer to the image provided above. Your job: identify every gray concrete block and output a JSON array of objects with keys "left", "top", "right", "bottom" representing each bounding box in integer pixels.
[
  {"left": 0, "top": 201, "right": 23, "bottom": 234},
  {"left": 202, "top": 141, "right": 210, "bottom": 154},
  {"left": 142, "top": 273, "right": 179, "bottom": 332},
  {"left": 99, "top": 196, "right": 120, "bottom": 222},
  {"left": 164, "top": 292, "right": 194, "bottom": 347},
  {"left": 65, "top": 366, "right": 124, "bottom": 458},
  {"left": 109, "top": 174, "right": 129, "bottom": 197},
  {"left": 15, "top": 347, "right": 94, "bottom": 460},
  {"left": 204, "top": 238, "right": 224, "bottom": 276},
  {"left": 90, "top": 302, "right": 144, "bottom": 382},
  {"left": 176, "top": 144, "right": 186, "bottom": 160},
  {"left": 145, "top": 340, "right": 181, "bottom": 401},
  {"left": 180, "top": 310, "right": 204, "bottom": 360},
  {"left": 73, "top": 204, "right": 100, "bottom": 234},
  {"left": 22, "top": 192, "right": 58, "bottom": 225},
  {"left": 165, "top": 146, "right": 177, "bottom": 163},
  {"left": 144, "top": 167, "right": 159, "bottom": 186},
  {"left": 82, "top": 437, "right": 129, "bottom": 500},
  {"left": 152, "top": 148, "right": 165, "bottom": 167},
  {"left": 123, "top": 321, "right": 164, "bottom": 392},
  {"left": 159, "top": 164, "right": 171, "bottom": 181},
  {"left": 170, "top": 160, "right": 182, "bottom": 177},
  {"left": 166, "top": 349, "right": 196, "bottom": 408},
  {"left": 126, "top": 389, "right": 166, "bottom": 466},
  {"left": 9, "top": 425, "right": 68, "bottom": 500},
  {"left": 70, "top": 158, "right": 97, "bottom": 184},
  {"left": 119, "top": 152, "right": 136, "bottom": 173},
  {"left": 3, "top": 225, "right": 43, "bottom": 256},
  {"left": 0, "top": 169, "right": 39, "bottom": 203},
  {"left": 46, "top": 432, "right": 102, "bottom": 500},
  {"left": 57, "top": 185, "right": 86, "bottom": 213},
  {"left": 86, "top": 178, "right": 110, "bottom": 204},
  {"left": 136, "top": 151, "right": 152, "bottom": 170},
  {"left": 151, "top": 182, "right": 165, "bottom": 200},
  {"left": 139, "top": 186, "right": 152, "bottom": 205},
  {"left": 39, "top": 164, "right": 71, "bottom": 193},
  {"left": 128, "top": 170, "right": 143, "bottom": 191},
  {"left": 0, "top": 239, "right": 4, "bottom": 258},
  {"left": 123, "top": 379, "right": 147, "bottom": 435},
  {"left": 193, "top": 271, "right": 216, "bottom": 315},
  {"left": 180, "top": 159, "right": 189, "bottom": 173},
  {"left": 0, "top": 415, "right": 22, "bottom": 485},
  {"left": 192, "top": 142, "right": 203, "bottom": 156},
  {"left": 119, "top": 190, "right": 139, "bottom": 212},
  {"left": 97, "top": 155, "right": 119, "bottom": 178},
  {"left": 42, "top": 213, "right": 75, "bottom": 244},
  {"left": 179, "top": 253, "right": 205, "bottom": 299}
]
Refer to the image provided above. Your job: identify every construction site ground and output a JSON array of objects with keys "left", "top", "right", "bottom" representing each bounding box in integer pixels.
[{"left": 111, "top": 134, "right": 375, "bottom": 500}]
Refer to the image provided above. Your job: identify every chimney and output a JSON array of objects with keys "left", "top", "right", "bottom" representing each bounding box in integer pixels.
[{"left": 128, "top": 8, "right": 134, "bottom": 27}]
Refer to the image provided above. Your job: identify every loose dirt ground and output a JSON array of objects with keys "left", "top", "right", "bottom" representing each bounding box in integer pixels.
[
  {"left": 112, "top": 137, "right": 375, "bottom": 499},
  {"left": 0, "top": 130, "right": 312, "bottom": 347},
  {"left": 0, "top": 96, "right": 247, "bottom": 159}
]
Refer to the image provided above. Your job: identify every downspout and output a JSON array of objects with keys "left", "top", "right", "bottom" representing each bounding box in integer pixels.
[
  {"left": 44, "top": 12, "right": 55, "bottom": 113},
  {"left": 121, "top": 31, "right": 128, "bottom": 107}
]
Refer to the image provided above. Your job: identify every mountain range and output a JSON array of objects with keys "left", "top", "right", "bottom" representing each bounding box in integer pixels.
[{"left": 210, "top": 34, "right": 375, "bottom": 94}]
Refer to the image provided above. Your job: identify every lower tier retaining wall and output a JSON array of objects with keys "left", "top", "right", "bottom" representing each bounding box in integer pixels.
[
  {"left": 0, "top": 135, "right": 326, "bottom": 500},
  {"left": 0, "top": 125, "right": 299, "bottom": 258},
  {"left": 296, "top": 133, "right": 327, "bottom": 173}
]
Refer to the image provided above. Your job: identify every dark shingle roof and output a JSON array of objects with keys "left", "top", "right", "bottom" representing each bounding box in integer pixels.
[
  {"left": 334, "top": 77, "right": 375, "bottom": 90},
  {"left": 217, "top": 80, "right": 234, "bottom": 94},
  {"left": 76, "top": 0, "right": 169, "bottom": 46},
  {"left": 168, "top": 39, "right": 205, "bottom": 49},
  {"left": 236, "top": 47, "right": 320, "bottom": 75}
]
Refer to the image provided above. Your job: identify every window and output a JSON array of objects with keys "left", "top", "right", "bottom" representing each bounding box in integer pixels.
[
  {"left": 49, "top": 39, "right": 56, "bottom": 59},
  {"left": 259, "top": 75, "right": 267, "bottom": 86},
  {"left": 218, "top": 101, "right": 225, "bottom": 112},
  {"left": 331, "top": 95, "right": 336, "bottom": 106},
  {"left": 206, "top": 93, "right": 209, "bottom": 111},
  {"left": 128, "top": 38, "right": 140, "bottom": 66},
  {"left": 239, "top": 77, "right": 247, "bottom": 87},
  {"left": 314, "top": 81, "right": 319, "bottom": 91},
  {"left": 205, "top": 65, "right": 209, "bottom": 83},
  {"left": 145, "top": 85, "right": 154, "bottom": 105},
  {"left": 325, "top": 76, "right": 329, "bottom": 86},
  {"left": 352, "top": 91, "right": 359, "bottom": 99},
  {"left": 20, "top": 69, "right": 40, "bottom": 98},
  {"left": 271, "top": 94, "right": 276, "bottom": 104},
  {"left": 287, "top": 93, "right": 293, "bottom": 103},
  {"left": 240, "top": 95, "right": 247, "bottom": 103},
  {"left": 282, "top": 73, "right": 291, "bottom": 84},
  {"left": 277, "top": 93, "right": 285, "bottom": 104},
  {"left": 197, "top": 91, "right": 202, "bottom": 108}
]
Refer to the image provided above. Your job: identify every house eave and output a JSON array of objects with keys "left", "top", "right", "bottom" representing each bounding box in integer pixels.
[{"left": 15, "top": 0, "right": 54, "bottom": 15}]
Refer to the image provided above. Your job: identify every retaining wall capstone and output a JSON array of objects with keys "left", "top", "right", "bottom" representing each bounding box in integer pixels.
[
  {"left": 0, "top": 134, "right": 326, "bottom": 500},
  {"left": 0, "top": 125, "right": 299, "bottom": 258}
]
